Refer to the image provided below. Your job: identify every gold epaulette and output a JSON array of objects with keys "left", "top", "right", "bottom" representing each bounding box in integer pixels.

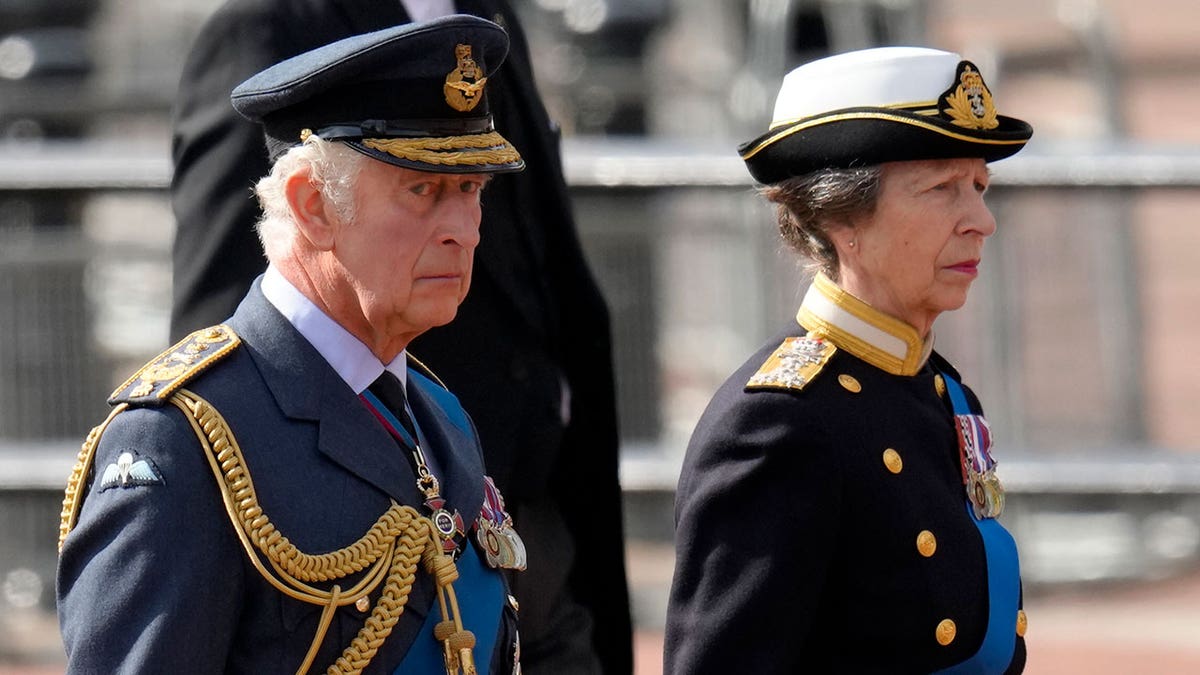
[
  {"left": 746, "top": 334, "right": 837, "bottom": 392},
  {"left": 108, "top": 325, "right": 241, "bottom": 406}
]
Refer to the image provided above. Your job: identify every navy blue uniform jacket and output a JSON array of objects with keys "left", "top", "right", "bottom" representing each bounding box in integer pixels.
[
  {"left": 57, "top": 284, "right": 517, "bottom": 673},
  {"left": 665, "top": 320, "right": 1027, "bottom": 673}
]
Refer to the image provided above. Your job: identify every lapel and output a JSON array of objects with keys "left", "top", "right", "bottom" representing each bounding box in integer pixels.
[
  {"left": 407, "top": 367, "right": 484, "bottom": 524},
  {"left": 227, "top": 281, "right": 423, "bottom": 507}
]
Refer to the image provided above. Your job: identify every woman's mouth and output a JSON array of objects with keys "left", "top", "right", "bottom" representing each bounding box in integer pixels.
[{"left": 946, "top": 259, "right": 980, "bottom": 276}]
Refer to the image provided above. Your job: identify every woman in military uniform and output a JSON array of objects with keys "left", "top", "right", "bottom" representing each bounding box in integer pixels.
[{"left": 664, "top": 47, "right": 1033, "bottom": 673}]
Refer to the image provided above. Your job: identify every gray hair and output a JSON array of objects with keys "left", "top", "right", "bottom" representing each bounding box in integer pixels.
[
  {"left": 254, "top": 134, "right": 366, "bottom": 261},
  {"left": 759, "top": 166, "right": 882, "bottom": 281}
]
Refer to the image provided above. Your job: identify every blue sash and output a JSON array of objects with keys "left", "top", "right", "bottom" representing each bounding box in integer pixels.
[
  {"left": 392, "top": 543, "right": 506, "bottom": 674},
  {"left": 934, "top": 375, "right": 1021, "bottom": 674}
]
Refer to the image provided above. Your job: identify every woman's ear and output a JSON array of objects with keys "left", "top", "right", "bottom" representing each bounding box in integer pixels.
[{"left": 284, "top": 166, "right": 337, "bottom": 251}]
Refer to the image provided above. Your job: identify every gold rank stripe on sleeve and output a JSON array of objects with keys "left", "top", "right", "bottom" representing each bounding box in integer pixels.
[
  {"left": 746, "top": 335, "right": 837, "bottom": 392},
  {"left": 108, "top": 325, "right": 241, "bottom": 405}
]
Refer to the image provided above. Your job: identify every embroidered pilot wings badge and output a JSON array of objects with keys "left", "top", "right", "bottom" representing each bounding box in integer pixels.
[{"left": 98, "top": 452, "right": 163, "bottom": 491}]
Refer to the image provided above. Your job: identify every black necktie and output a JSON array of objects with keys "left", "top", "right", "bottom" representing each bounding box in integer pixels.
[{"left": 369, "top": 370, "right": 418, "bottom": 441}]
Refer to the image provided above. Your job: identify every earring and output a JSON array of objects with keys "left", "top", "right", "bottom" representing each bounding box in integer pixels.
[{"left": 848, "top": 240, "right": 856, "bottom": 248}]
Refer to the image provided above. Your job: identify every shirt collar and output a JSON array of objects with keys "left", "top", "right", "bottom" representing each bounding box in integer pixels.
[
  {"left": 795, "top": 272, "right": 933, "bottom": 376},
  {"left": 260, "top": 265, "right": 406, "bottom": 393}
]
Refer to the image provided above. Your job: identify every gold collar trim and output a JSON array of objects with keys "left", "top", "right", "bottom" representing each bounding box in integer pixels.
[{"left": 795, "top": 273, "right": 932, "bottom": 376}]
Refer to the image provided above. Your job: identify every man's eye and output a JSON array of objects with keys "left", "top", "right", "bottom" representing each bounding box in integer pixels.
[
  {"left": 409, "top": 183, "right": 435, "bottom": 196},
  {"left": 460, "top": 181, "right": 482, "bottom": 194}
]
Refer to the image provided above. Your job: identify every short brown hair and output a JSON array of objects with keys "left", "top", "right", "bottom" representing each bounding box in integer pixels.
[{"left": 759, "top": 166, "right": 882, "bottom": 280}]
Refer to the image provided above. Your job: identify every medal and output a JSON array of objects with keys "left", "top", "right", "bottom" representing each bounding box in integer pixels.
[
  {"left": 965, "top": 464, "right": 1005, "bottom": 520},
  {"left": 424, "top": 493, "right": 466, "bottom": 554},
  {"left": 955, "top": 411, "right": 1005, "bottom": 519},
  {"left": 476, "top": 476, "right": 527, "bottom": 570}
]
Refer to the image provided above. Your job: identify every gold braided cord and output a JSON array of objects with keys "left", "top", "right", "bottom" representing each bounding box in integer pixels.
[
  {"left": 169, "top": 389, "right": 439, "bottom": 675},
  {"left": 58, "top": 404, "right": 128, "bottom": 552},
  {"left": 330, "top": 534, "right": 443, "bottom": 674},
  {"left": 363, "top": 132, "right": 521, "bottom": 167},
  {"left": 178, "top": 392, "right": 403, "bottom": 584},
  {"left": 61, "top": 387, "right": 480, "bottom": 674},
  {"left": 325, "top": 523, "right": 430, "bottom": 675}
]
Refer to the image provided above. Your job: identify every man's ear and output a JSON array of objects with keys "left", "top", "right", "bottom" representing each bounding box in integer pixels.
[{"left": 284, "top": 166, "right": 337, "bottom": 251}]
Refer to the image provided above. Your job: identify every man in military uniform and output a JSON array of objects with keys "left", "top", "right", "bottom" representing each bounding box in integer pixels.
[
  {"left": 57, "top": 16, "right": 528, "bottom": 673},
  {"left": 170, "top": 3, "right": 632, "bottom": 671}
]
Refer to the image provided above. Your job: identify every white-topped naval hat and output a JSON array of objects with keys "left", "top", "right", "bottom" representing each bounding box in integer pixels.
[{"left": 739, "top": 46, "right": 1033, "bottom": 184}]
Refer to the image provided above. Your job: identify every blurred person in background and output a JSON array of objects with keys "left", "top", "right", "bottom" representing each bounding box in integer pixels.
[
  {"left": 169, "top": 1, "right": 632, "bottom": 673},
  {"left": 59, "top": 17, "right": 529, "bottom": 672},
  {"left": 664, "top": 46, "right": 1034, "bottom": 673}
]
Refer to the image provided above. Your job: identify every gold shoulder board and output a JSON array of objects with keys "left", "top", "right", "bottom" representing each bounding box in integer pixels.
[
  {"left": 746, "top": 335, "right": 837, "bottom": 392},
  {"left": 108, "top": 325, "right": 241, "bottom": 406}
]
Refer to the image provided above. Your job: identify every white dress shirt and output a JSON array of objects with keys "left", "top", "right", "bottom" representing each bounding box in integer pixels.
[{"left": 260, "top": 265, "right": 407, "bottom": 394}]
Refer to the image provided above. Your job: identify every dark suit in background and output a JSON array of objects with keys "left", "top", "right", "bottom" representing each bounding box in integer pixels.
[{"left": 169, "top": 1, "right": 632, "bottom": 673}]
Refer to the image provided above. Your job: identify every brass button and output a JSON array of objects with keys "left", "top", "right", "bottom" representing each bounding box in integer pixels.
[
  {"left": 936, "top": 619, "right": 957, "bottom": 646},
  {"left": 1016, "top": 609, "right": 1027, "bottom": 637},
  {"left": 916, "top": 530, "right": 937, "bottom": 557},
  {"left": 508, "top": 594, "right": 520, "bottom": 612},
  {"left": 882, "top": 448, "right": 903, "bottom": 474},
  {"left": 355, "top": 596, "right": 371, "bottom": 612},
  {"left": 838, "top": 374, "right": 862, "bottom": 393},
  {"left": 934, "top": 373, "right": 946, "bottom": 398}
]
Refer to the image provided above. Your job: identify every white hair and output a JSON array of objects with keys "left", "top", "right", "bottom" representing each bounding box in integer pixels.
[{"left": 253, "top": 134, "right": 366, "bottom": 261}]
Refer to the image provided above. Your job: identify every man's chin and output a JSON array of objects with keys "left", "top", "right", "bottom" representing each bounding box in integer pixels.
[{"left": 424, "top": 303, "right": 463, "bottom": 330}]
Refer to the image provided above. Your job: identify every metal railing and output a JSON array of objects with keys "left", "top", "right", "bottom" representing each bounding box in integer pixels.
[{"left": 3, "top": 138, "right": 1200, "bottom": 598}]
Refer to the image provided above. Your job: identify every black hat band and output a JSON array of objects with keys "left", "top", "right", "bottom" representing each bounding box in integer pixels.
[{"left": 316, "top": 117, "right": 496, "bottom": 141}]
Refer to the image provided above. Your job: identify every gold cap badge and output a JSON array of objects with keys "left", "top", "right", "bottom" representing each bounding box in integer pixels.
[
  {"left": 444, "top": 43, "right": 488, "bottom": 112},
  {"left": 940, "top": 61, "right": 999, "bottom": 130}
]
